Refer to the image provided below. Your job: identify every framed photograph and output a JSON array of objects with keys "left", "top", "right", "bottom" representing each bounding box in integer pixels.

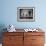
[{"left": 17, "top": 7, "right": 35, "bottom": 22}]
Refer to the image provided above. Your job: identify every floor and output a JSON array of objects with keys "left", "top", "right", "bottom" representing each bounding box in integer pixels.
[
  {"left": 0, "top": 44, "right": 46, "bottom": 46},
  {"left": 0, "top": 44, "right": 2, "bottom": 46}
]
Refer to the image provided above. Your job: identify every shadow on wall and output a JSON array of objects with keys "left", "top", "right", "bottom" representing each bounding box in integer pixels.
[{"left": 0, "top": 24, "right": 7, "bottom": 43}]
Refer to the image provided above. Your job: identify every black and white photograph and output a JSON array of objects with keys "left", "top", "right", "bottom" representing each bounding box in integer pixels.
[{"left": 17, "top": 7, "right": 35, "bottom": 22}]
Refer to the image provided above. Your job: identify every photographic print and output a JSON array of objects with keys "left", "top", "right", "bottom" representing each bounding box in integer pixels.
[{"left": 17, "top": 7, "right": 35, "bottom": 22}]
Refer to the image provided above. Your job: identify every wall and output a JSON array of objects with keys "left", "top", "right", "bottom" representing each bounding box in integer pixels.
[
  {"left": 0, "top": 0, "right": 46, "bottom": 29},
  {"left": 0, "top": 0, "right": 46, "bottom": 43}
]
